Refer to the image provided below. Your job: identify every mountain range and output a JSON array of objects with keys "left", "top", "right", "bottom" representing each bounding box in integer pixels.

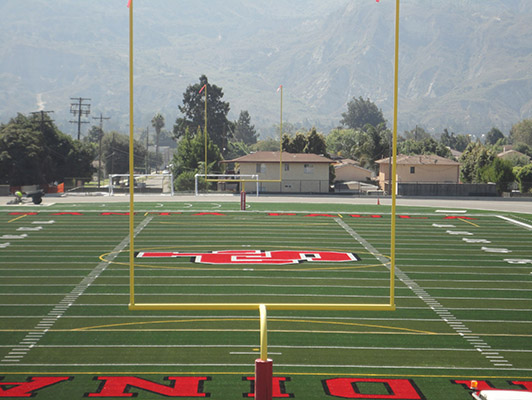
[{"left": 1, "top": 0, "right": 531, "bottom": 139}]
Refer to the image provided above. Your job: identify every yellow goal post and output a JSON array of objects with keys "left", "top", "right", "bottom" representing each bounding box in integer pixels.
[
  {"left": 126, "top": 0, "right": 401, "bottom": 364},
  {"left": 194, "top": 173, "right": 260, "bottom": 196}
]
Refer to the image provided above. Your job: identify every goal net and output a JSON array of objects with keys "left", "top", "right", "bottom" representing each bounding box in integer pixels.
[
  {"left": 109, "top": 173, "right": 174, "bottom": 196},
  {"left": 194, "top": 173, "right": 259, "bottom": 196}
]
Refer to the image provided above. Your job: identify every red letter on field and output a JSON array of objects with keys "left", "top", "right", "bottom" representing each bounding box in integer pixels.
[
  {"left": 86, "top": 376, "right": 210, "bottom": 397},
  {"left": 244, "top": 376, "right": 293, "bottom": 398},
  {"left": 511, "top": 381, "right": 532, "bottom": 391},
  {"left": 322, "top": 378, "right": 423, "bottom": 399},
  {"left": 0, "top": 376, "right": 71, "bottom": 397}
]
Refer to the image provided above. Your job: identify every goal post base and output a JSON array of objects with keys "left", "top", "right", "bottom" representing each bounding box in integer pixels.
[
  {"left": 240, "top": 191, "right": 246, "bottom": 210},
  {"left": 255, "top": 359, "right": 273, "bottom": 400}
]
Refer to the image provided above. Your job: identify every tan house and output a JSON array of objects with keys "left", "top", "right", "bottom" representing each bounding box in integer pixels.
[
  {"left": 224, "top": 151, "right": 333, "bottom": 193},
  {"left": 375, "top": 154, "right": 460, "bottom": 192},
  {"left": 334, "top": 159, "right": 373, "bottom": 182}
]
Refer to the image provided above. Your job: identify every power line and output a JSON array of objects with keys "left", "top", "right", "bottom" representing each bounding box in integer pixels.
[{"left": 69, "top": 97, "right": 91, "bottom": 140}]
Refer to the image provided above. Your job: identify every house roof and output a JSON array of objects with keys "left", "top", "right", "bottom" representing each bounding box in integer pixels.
[
  {"left": 498, "top": 149, "right": 530, "bottom": 159},
  {"left": 335, "top": 163, "right": 372, "bottom": 173},
  {"left": 224, "top": 151, "right": 333, "bottom": 164},
  {"left": 333, "top": 158, "right": 361, "bottom": 166},
  {"left": 375, "top": 154, "right": 460, "bottom": 166}
]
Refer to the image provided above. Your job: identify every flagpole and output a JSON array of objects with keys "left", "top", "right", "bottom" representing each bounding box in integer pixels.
[
  {"left": 204, "top": 84, "right": 208, "bottom": 178},
  {"left": 128, "top": 0, "right": 135, "bottom": 307},
  {"left": 279, "top": 85, "right": 283, "bottom": 181}
]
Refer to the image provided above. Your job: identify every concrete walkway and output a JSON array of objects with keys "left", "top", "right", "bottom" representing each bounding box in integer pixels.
[{"left": 9, "top": 193, "right": 531, "bottom": 214}]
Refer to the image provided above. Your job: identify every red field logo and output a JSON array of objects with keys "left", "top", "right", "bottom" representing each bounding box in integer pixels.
[{"left": 136, "top": 250, "right": 359, "bottom": 265}]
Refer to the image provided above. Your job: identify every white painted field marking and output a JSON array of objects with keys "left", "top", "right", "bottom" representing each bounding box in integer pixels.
[
  {"left": 3, "top": 362, "right": 530, "bottom": 371},
  {"left": 446, "top": 230, "right": 473, "bottom": 235},
  {"left": 0, "top": 216, "right": 153, "bottom": 365},
  {"left": 432, "top": 224, "right": 455, "bottom": 228},
  {"left": 481, "top": 247, "right": 512, "bottom": 254},
  {"left": 497, "top": 215, "right": 532, "bottom": 230},
  {"left": 0, "top": 243, "right": 10, "bottom": 248},
  {"left": 336, "top": 218, "right": 514, "bottom": 368},
  {"left": 32, "top": 220, "right": 55, "bottom": 224},
  {"left": 463, "top": 238, "right": 491, "bottom": 243},
  {"left": 0, "top": 234, "right": 28, "bottom": 239},
  {"left": 435, "top": 210, "right": 467, "bottom": 213},
  {"left": 505, "top": 259, "right": 532, "bottom": 265},
  {"left": 17, "top": 226, "right": 43, "bottom": 231}
]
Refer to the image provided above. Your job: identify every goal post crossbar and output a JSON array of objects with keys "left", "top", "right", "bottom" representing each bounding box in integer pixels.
[
  {"left": 129, "top": 303, "right": 396, "bottom": 311},
  {"left": 195, "top": 173, "right": 260, "bottom": 196}
]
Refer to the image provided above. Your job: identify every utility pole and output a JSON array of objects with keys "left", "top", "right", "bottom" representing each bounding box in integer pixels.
[
  {"left": 93, "top": 113, "right": 110, "bottom": 189},
  {"left": 30, "top": 110, "right": 55, "bottom": 135},
  {"left": 69, "top": 97, "right": 91, "bottom": 140},
  {"left": 145, "top": 126, "right": 149, "bottom": 174}
]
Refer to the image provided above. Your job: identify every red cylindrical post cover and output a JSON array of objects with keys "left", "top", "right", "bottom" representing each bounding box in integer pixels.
[
  {"left": 255, "top": 358, "right": 273, "bottom": 400},
  {"left": 241, "top": 191, "right": 246, "bottom": 210}
]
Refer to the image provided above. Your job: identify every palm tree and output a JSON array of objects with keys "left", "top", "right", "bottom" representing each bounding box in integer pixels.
[{"left": 151, "top": 113, "right": 165, "bottom": 171}]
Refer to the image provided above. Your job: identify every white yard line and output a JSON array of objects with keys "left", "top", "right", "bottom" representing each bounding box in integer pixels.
[
  {"left": 334, "top": 218, "right": 515, "bottom": 369},
  {"left": 497, "top": 215, "right": 532, "bottom": 230},
  {"left": 0, "top": 216, "right": 153, "bottom": 365}
]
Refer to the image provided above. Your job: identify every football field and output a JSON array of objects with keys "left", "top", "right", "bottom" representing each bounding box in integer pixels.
[{"left": 0, "top": 198, "right": 531, "bottom": 399}]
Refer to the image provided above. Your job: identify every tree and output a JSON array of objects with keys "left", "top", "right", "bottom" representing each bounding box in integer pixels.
[
  {"left": 340, "top": 97, "right": 386, "bottom": 130},
  {"left": 173, "top": 75, "right": 233, "bottom": 156},
  {"left": 510, "top": 118, "right": 532, "bottom": 146},
  {"left": 485, "top": 127, "right": 505, "bottom": 145},
  {"left": 354, "top": 123, "right": 391, "bottom": 170},
  {"left": 233, "top": 110, "right": 258, "bottom": 145},
  {"left": 479, "top": 158, "right": 515, "bottom": 194},
  {"left": 281, "top": 128, "right": 327, "bottom": 155},
  {"left": 85, "top": 125, "right": 103, "bottom": 144},
  {"left": 399, "top": 137, "right": 452, "bottom": 159},
  {"left": 516, "top": 164, "right": 532, "bottom": 193},
  {"left": 304, "top": 127, "right": 327, "bottom": 155},
  {"left": 439, "top": 129, "right": 471, "bottom": 151},
  {"left": 403, "top": 126, "right": 431, "bottom": 141},
  {"left": 151, "top": 113, "right": 165, "bottom": 169},
  {"left": 252, "top": 138, "right": 280, "bottom": 152},
  {"left": 171, "top": 126, "right": 222, "bottom": 191},
  {"left": 514, "top": 142, "right": 532, "bottom": 158},
  {"left": 224, "top": 140, "right": 250, "bottom": 160},
  {"left": 0, "top": 113, "right": 95, "bottom": 186},
  {"left": 325, "top": 129, "right": 358, "bottom": 159},
  {"left": 459, "top": 142, "right": 495, "bottom": 183},
  {"left": 0, "top": 114, "right": 47, "bottom": 185},
  {"left": 102, "top": 131, "right": 146, "bottom": 176}
]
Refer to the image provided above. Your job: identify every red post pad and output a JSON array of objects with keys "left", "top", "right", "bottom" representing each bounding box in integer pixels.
[
  {"left": 240, "top": 190, "right": 246, "bottom": 211},
  {"left": 255, "top": 358, "right": 273, "bottom": 400}
]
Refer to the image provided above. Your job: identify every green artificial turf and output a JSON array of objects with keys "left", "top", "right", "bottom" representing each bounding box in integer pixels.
[{"left": 0, "top": 200, "right": 530, "bottom": 399}]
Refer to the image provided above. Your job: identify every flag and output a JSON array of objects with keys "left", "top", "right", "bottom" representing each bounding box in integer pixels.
[
  {"left": 199, "top": 84, "right": 207, "bottom": 94},
  {"left": 127, "top": 0, "right": 131, "bottom": 7},
  {"left": 277, "top": 84, "right": 282, "bottom": 92}
]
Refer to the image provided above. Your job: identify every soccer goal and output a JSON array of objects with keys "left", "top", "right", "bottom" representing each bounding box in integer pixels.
[
  {"left": 108, "top": 173, "right": 174, "bottom": 196},
  {"left": 194, "top": 173, "right": 259, "bottom": 196}
]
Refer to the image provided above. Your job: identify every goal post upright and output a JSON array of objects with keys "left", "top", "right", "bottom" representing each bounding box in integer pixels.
[
  {"left": 389, "top": 0, "right": 400, "bottom": 306},
  {"left": 128, "top": 0, "right": 135, "bottom": 308}
]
